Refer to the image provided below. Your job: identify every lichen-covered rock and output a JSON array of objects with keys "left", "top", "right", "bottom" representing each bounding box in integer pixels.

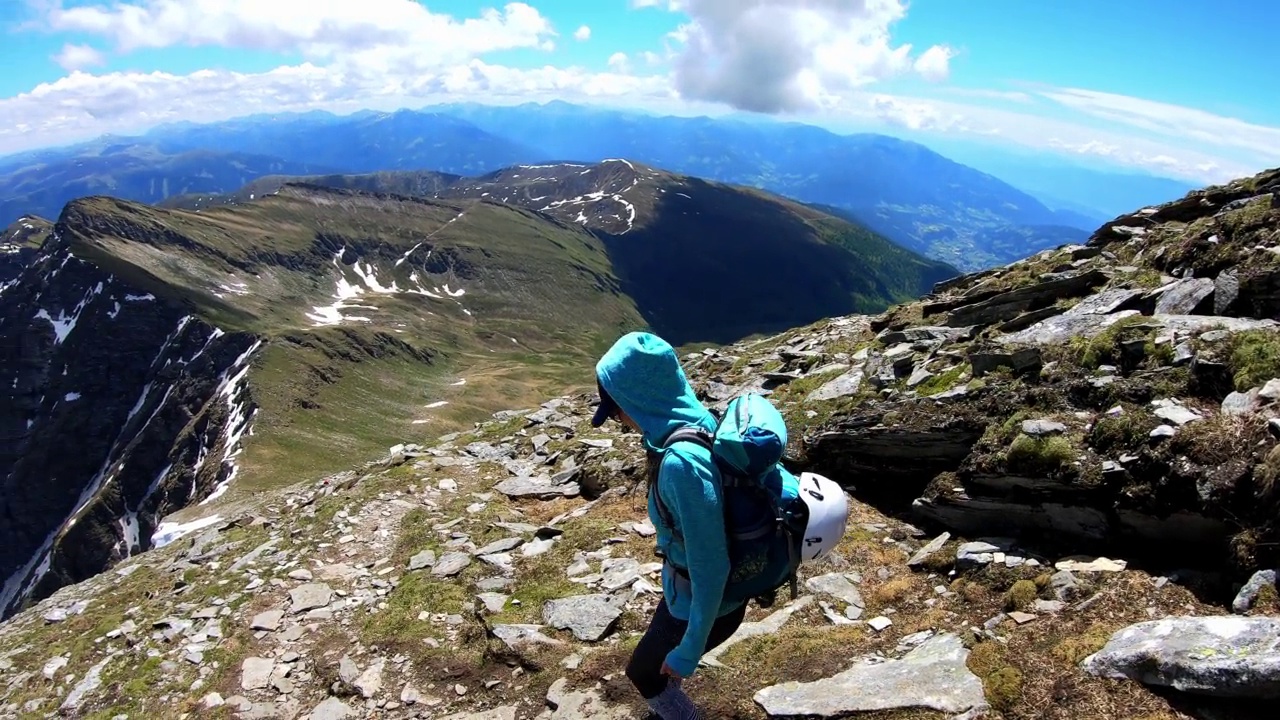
[{"left": 1082, "top": 616, "right": 1280, "bottom": 700}]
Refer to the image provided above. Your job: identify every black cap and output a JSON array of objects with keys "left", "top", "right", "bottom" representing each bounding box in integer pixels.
[{"left": 591, "top": 380, "right": 619, "bottom": 427}]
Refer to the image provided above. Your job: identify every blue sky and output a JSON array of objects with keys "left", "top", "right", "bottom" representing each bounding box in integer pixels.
[{"left": 0, "top": 0, "right": 1277, "bottom": 183}]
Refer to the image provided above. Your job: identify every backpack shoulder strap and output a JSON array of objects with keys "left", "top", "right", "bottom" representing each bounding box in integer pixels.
[{"left": 650, "top": 425, "right": 717, "bottom": 543}]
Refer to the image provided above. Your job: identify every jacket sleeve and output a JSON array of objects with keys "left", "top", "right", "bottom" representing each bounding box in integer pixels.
[{"left": 661, "top": 450, "right": 731, "bottom": 677}]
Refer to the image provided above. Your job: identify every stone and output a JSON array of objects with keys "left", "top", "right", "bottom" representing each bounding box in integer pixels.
[
  {"left": 1021, "top": 419, "right": 1067, "bottom": 436},
  {"left": 288, "top": 583, "right": 333, "bottom": 613},
  {"left": 476, "top": 593, "right": 509, "bottom": 613},
  {"left": 250, "top": 609, "right": 283, "bottom": 631},
  {"left": 543, "top": 594, "right": 624, "bottom": 641},
  {"left": 492, "top": 624, "right": 564, "bottom": 652},
  {"left": 956, "top": 540, "right": 1012, "bottom": 569},
  {"left": 1232, "top": 570, "right": 1278, "bottom": 613},
  {"left": 1261, "top": 379, "right": 1280, "bottom": 402},
  {"left": 868, "top": 616, "right": 893, "bottom": 632},
  {"left": 431, "top": 552, "right": 472, "bottom": 577},
  {"left": 1222, "top": 389, "right": 1261, "bottom": 416},
  {"left": 1153, "top": 403, "right": 1201, "bottom": 426},
  {"left": 1035, "top": 600, "right": 1067, "bottom": 614},
  {"left": 240, "top": 657, "right": 274, "bottom": 691},
  {"left": 1056, "top": 556, "right": 1127, "bottom": 573},
  {"left": 473, "top": 536, "right": 524, "bottom": 556},
  {"left": 1008, "top": 611, "right": 1037, "bottom": 625},
  {"left": 806, "top": 369, "right": 865, "bottom": 402},
  {"left": 753, "top": 634, "right": 987, "bottom": 716},
  {"left": 804, "top": 573, "right": 865, "bottom": 608},
  {"left": 494, "top": 474, "right": 579, "bottom": 499},
  {"left": 309, "top": 697, "right": 356, "bottom": 720},
  {"left": 1064, "top": 288, "right": 1143, "bottom": 316},
  {"left": 1050, "top": 571, "right": 1086, "bottom": 602},
  {"left": 1150, "top": 424, "right": 1177, "bottom": 439},
  {"left": 408, "top": 550, "right": 436, "bottom": 570},
  {"left": 1082, "top": 616, "right": 1280, "bottom": 699},
  {"left": 544, "top": 677, "right": 630, "bottom": 719},
  {"left": 355, "top": 658, "right": 385, "bottom": 698},
  {"left": 906, "top": 532, "right": 951, "bottom": 569},
  {"left": 1153, "top": 277, "right": 1216, "bottom": 315}
]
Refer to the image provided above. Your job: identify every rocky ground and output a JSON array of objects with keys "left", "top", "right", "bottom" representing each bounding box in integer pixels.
[{"left": 2, "top": 169, "right": 1280, "bottom": 719}]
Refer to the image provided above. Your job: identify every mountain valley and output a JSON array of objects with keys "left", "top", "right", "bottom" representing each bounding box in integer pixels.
[
  {"left": 0, "top": 165, "right": 1276, "bottom": 720},
  {"left": 0, "top": 161, "right": 954, "bottom": 622}
]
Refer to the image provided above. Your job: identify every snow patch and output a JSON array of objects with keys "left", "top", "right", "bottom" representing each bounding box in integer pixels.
[
  {"left": 200, "top": 339, "right": 263, "bottom": 505},
  {"left": 603, "top": 158, "right": 636, "bottom": 171},
  {"left": 308, "top": 234, "right": 470, "bottom": 326},
  {"left": 151, "top": 514, "right": 224, "bottom": 549},
  {"left": 64, "top": 392, "right": 81, "bottom": 402},
  {"left": 33, "top": 280, "right": 107, "bottom": 344},
  {"left": 425, "top": 401, "right": 448, "bottom": 409},
  {"left": 451, "top": 378, "right": 467, "bottom": 386}
]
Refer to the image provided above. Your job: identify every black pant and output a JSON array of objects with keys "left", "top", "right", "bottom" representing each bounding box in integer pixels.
[{"left": 625, "top": 598, "right": 748, "bottom": 699}]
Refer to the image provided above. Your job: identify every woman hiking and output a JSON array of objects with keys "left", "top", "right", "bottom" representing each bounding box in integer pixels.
[{"left": 590, "top": 331, "right": 847, "bottom": 719}]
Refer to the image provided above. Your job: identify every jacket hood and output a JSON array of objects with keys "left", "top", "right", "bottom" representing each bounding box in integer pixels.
[{"left": 594, "top": 332, "right": 715, "bottom": 447}]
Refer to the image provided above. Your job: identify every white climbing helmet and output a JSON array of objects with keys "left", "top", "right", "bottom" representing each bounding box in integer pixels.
[{"left": 797, "top": 471, "right": 850, "bottom": 561}]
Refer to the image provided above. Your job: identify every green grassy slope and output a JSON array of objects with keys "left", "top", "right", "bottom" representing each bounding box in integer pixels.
[{"left": 55, "top": 186, "right": 645, "bottom": 493}]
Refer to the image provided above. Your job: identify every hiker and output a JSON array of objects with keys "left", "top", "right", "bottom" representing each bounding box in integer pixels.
[{"left": 591, "top": 331, "right": 849, "bottom": 719}]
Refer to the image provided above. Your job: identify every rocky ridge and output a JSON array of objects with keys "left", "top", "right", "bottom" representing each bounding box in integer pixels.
[{"left": 1, "top": 167, "right": 1279, "bottom": 719}]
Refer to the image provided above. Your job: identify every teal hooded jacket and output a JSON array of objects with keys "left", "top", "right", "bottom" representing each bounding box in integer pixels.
[{"left": 594, "top": 331, "right": 744, "bottom": 678}]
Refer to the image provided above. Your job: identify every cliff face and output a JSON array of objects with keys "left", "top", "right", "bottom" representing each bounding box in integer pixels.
[{"left": 0, "top": 230, "right": 259, "bottom": 619}]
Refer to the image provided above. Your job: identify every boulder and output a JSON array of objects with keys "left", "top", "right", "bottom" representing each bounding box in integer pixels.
[
  {"left": 753, "top": 633, "right": 987, "bottom": 716},
  {"left": 1082, "top": 616, "right": 1280, "bottom": 700}
]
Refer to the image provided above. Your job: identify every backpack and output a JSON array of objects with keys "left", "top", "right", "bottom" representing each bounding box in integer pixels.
[{"left": 650, "top": 393, "right": 811, "bottom": 608}]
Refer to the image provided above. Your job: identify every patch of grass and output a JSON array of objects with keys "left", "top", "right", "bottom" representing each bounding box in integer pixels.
[
  {"left": 1229, "top": 329, "right": 1280, "bottom": 392},
  {"left": 1005, "top": 434, "right": 1077, "bottom": 475},
  {"left": 1073, "top": 315, "right": 1153, "bottom": 369},
  {"left": 967, "top": 642, "right": 1023, "bottom": 712},
  {"left": 1004, "top": 579, "right": 1039, "bottom": 611},
  {"left": 361, "top": 571, "right": 470, "bottom": 646},
  {"left": 872, "top": 576, "right": 917, "bottom": 605},
  {"left": 913, "top": 363, "right": 968, "bottom": 396},
  {"left": 1051, "top": 626, "right": 1116, "bottom": 665},
  {"left": 1089, "top": 411, "right": 1159, "bottom": 455}
]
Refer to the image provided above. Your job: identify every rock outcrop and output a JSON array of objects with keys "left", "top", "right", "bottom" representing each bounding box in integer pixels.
[{"left": 0, "top": 230, "right": 260, "bottom": 619}]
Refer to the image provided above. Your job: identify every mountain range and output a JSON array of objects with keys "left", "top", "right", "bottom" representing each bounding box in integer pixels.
[
  {"left": 0, "top": 160, "right": 955, "bottom": 619},
  {"left": 0, "top": 101, "right": 1192, "bottom": 272}
]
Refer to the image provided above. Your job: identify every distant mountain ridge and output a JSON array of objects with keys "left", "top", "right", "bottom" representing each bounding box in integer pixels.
[{"left": 1, "top": 102, "right": 1103, "bottom": 272}]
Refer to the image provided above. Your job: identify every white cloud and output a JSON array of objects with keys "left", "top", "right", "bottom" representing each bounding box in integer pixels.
[
  {"left": 913, "top": 45, "right": 954, "bottom": 83},
  {"left": 607, "top": 52, "right": 630, "bottom": 73},
  {"left": 574, "top": 25, "right": 590, "bottom": 41},
  {"left": 668, "top": 0, "right": 952, "bottom": 113},
  {"left": 1038, "top": 87, "right": 1280, "bottom": 164},
  {"left": 0, "top": 61, "right": 674, "bottom": 155},
  {"left": 44, "top": 0, "right": 556, "bottom": 65},
  {"left": 52, "top": 43, "right": 105, "bottom": 71}
]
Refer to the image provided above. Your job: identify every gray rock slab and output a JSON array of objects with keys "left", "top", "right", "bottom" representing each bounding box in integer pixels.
[
  {"left": 288, "top": 583, "right": 332, "bottom": 614},
  {"left": 1232, "top": 570, "right": 1278, "bottom": 614},
  {"left": 806, "top": 369, "right": 865, "bottom": 402},
  {"left": 907, "top": 532, "right": 952, "bottom": 568},
  {"left": 408, "top": 549, "right": 436, "bottom": 570},
  {"left": 753, "top": 633, "right": 987, "bottom": 716},
  {"left": 431, "top": 552, "right": 472, "bottom": 577},
  {"left": 1154, "top": 277, "right": 1216, "bottom": 315},
  {"left": 494, "top": 475, "right": 580, "bottom": 499},
  {"left": 545, "top": 677, "right": 631, "bottom": 719},
  {"left": 1082, "top": 616, "right": 1280, "bottom": 699},
  {"left": 804, "top": 573, "right": 865, "bottom": 608},
  {"left": 543, "top": 594, "right": 624, "bottom": 642},
  {"left": 309, "top": 697, "right": 356, "bottom": 720},
  {"left": 240, "top": 657, "right": 274, "bottom": 691}
]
